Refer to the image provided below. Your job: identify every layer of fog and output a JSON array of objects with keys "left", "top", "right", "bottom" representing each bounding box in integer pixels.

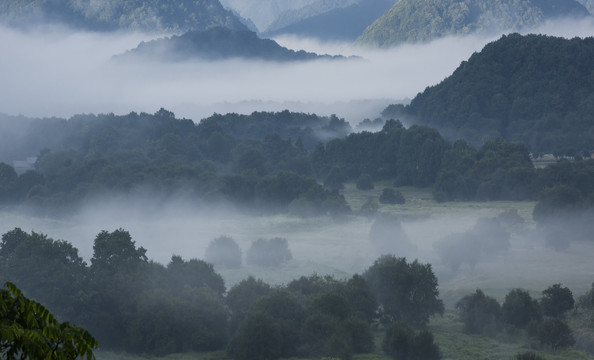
[
  {"left": 0, "top": 24, "right": 485, "bottom": 125},
  {"left": 2, "top": 196, "right": 593, "bottom": 305},
  {"left": 2, "top": 16, "right": 592, "bottom": 126}
]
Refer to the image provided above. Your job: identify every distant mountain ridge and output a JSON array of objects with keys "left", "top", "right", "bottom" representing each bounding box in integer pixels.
[
  {"left": 382, "top": 33, "right": 594, "bottom": 154},
  {"left": 264, "top": 0, "right": 396, "bottom": 41},
  {"left": 218, "top": 0, "right": 320, "bottom": 32},
  {"left": 0, "top": 0, "right": 247, "bottom": 33},
  {"left": 117, "top": 27, "right": 350, "bottom": 62},
  {"left": 357, "top": 0, "right": 590, "bottom": 47}
]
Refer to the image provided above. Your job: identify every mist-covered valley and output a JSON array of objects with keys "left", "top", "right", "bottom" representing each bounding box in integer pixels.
[{"left": 2, "top": 2, "right": 594, "bottom": 359}]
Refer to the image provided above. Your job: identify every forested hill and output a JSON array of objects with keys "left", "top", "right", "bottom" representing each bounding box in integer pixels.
[
  {"left": 263, "top": 0, "right": 396, "bottom": 42},
  {"left": 383, "top": 33, "right": 594, "bottom": 155},
  {"left": 0, "top": 0, "right": 247, "bottom": 33},
  {"left": 356, "top": 0, "right": 590, "bottom": 47},
  {"left": 117, "top": 27, "right": 349, "bottom": 62}
]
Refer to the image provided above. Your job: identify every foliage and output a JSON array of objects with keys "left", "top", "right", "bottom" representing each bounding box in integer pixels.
[
  {"left": 364, "top": 255, "right": 444, "bottom": 327},
  {"left": 0, "top": 0, "right": 246, "bottom": 33},
  {"left": 0, "top": 282, "right": 98, "bottom": 360},
  {"left": 0, "top": 228, "right": 89, "bottom": 321},
  {"left": 541, "top": 284, "right": 575, "bottom": 318},
  {"left": 121, "top": 27, "right": 345, "bottom": 62},
  {"left": 204, "top": 236, "right": 242, "bottom": 269},
  {"left": 456, "top": 289, "right": 503, "bottom": 335},
  {"left": 357, "top": 0, "right": 588, "bottom": 47},
  {"left": 515, "top": 352, "right": 547, "bottom": 360},
  {"left": 538, "top": 318, "right": 575, "bottom": 350},
  {"left": 226, "top": 276, "right": 272, "bottom": 334},
  {"left": 382, "top": 321, "right": 441, "bottom": 360},
  {"left": 246, "top": 237, "right": 292, "bottom": 267},
  {"left": 382, "top": 33, "right": 594, "bottom": 154},
  {"left": 502, "top": 289, "right": 541, "bottom": 328}
]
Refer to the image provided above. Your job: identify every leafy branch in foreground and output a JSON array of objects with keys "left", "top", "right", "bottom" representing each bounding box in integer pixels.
[{"left": 0, "top": 282, "right": 99, "bottom": 360}]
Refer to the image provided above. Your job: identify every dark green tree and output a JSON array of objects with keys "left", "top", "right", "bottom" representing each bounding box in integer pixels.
[
  {"left": 538, "top": 318, "right": 575, "bottom": 350},
  {"left": 502, "top": 289, "right": 541, "bottom": 328},
  {"left": 226, "top": 276, "right": 272, "bottom": 333},
  {"left": 541, "top": 284, "right": 575, "bottom": 318},
  {"left": 383, "top": 321, "right": 440, "bottom": 360},
  {"left": 0, "top": 282, "right": 98, "bottom": 360},
  {"left": 456, "top": 289, "right": 502, "bottom": 335},
  {"left": 364, "top": 255, "right": 444, "bottom": 327}
]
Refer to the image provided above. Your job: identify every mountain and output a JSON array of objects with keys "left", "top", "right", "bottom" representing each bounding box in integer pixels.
[
  {"left": 218, "top": 0, "right": 320, "bottom": 32},
  {"left": 357, "top": 0, "right": 590, "bottom": 47},
  {"left": 264, "top": 0, "right": 396, "bottom": 41},
  {"left": 265, "top": 0, "right": 357, "bottom": 33},
  {"left": 382, "top": 33, "right": 594, "bottom": 154},
  {"left": 116, "top": 27, "right": 350, "bottom": 62},
  {"left": 578, "top": 0, "right": 594, "bottom": 13},
  {"left": 0, "top": 0, "right": 247, "bottom": 33}
]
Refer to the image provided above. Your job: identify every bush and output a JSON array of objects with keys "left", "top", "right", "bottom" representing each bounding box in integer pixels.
[
  {"left": 246, "top": 237, "right": 292, "bottom": 267},
  {"left": 379, "top": 188, "right": 405, "bottom": 204},
  {"left": 382, "top": 322, "right": 440, "bottom": 360},
  {"left": 538, "top": 318, "right": 575, "bottom": 350},
  {"left": 502, "top": 289, "right": 541, "bottom": 328},
  {"left": 456, "top": 289, "right": 502, "bottom": 335},
  {"left": 515, "top": 352, "right": 546, "bottom": 360},
  {"left": 204, "top": 235, "right": 242, "bottom": 268}
]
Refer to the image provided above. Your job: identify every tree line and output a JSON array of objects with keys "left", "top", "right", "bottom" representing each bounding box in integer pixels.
[
  {"left": 1, "top": 110, "right": 593, "bottom": 222},
  {"left": 0, "top": 227, "right": 446, "bottom": 359}
]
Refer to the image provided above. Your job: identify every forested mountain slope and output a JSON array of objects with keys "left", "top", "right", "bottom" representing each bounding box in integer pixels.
[
  {"left": 357, "top": 0, "right": 590, "bottom": 47},
  {"left": 0, "top": 0, "right": 247, "bottom": 33},
  {"left": 382, "top": 33, "right": 594, "bottom": 155},
  {"left": 264, "top": 0, "right": 396, "bottom": 41},
  {"left": 117, "top": 27, "right": 348, "bottom": 62}
]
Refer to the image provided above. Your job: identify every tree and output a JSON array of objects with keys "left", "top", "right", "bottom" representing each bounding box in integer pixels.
[
  {"left": 0, "top": 228, "right": 89, "bottom": 321},
  {"left": 363, "top": 256, "right": 444, "bottom": 327},
  {"left": 502, "top": 289, "right": 541, "bottom": 328},
  {"left": 226, "top": 276, "right": 272, "bottom": 333},
  {"left": 246, "top": 237, "right": 292, "bottom": 267},
  {"left": 228, "top": 291, "right": 305, "bottom": 360},
  {"left": 538, "top": 318, "right": 575, "bottom": 350},
  {"left": 382, "top": 321, "right": 440, "bottom": 360},
  {"left": 204, "top": 235, "right": 242, "bottom": 269},
  {"left": 541, "top": 284, "right": 575, "bottom": 318},
  {"left": 456, "top": 289, "right": 502, "bottom": 335},
  {"left": 0, "top": 282, "right": 98, "bottom": 360}
]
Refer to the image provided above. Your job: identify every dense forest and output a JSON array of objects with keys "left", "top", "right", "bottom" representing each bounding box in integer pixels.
[
  {"left": 117, "top": 27, "right": 348, "bottom": 62},
  {"left": 0, "top": 0, "right": 246, "bottom": 33},
  {"left": 356, "top": 0, "right": 590, "bottom": 47},
  {"left": 383, "top": 33, "right": 594, "bottom": 155},
  {"left": 3, "top": 227, "right": 594, "bottom": 359},
  {"left": 0, "top": 110, "right": 593, "bottom": 233}
]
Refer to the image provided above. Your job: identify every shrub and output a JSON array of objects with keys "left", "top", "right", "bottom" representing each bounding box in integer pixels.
[{"left": 204, "top": 235, "right": 242, "bottom": 268}]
